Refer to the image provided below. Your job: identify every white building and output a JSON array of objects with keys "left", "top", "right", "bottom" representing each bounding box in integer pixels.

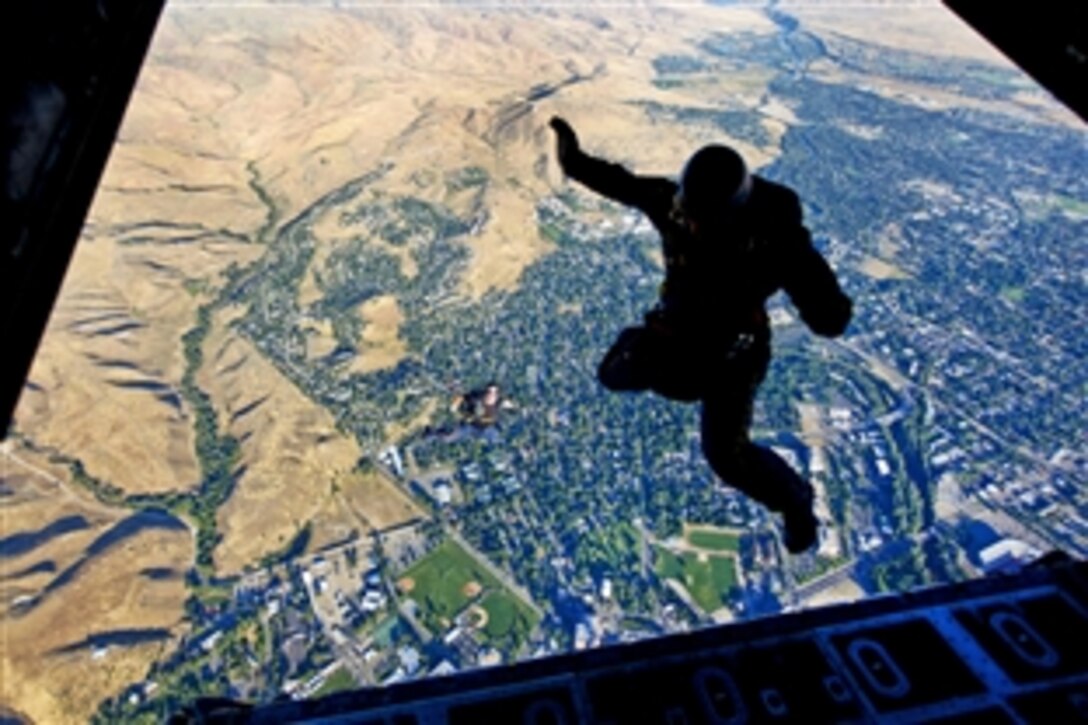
[
  {"left": 979, "top": 539, "right": 1041, "bottom": 575},
  {"left": 769, "top": 308, "right": 795, "bottom": 327},
  {"left": 433, "top": 480, "right": 453, "bottom": 506},
  {"left": 361, "top": 590, "right": 386, "bottom": 612},
  {"left": 829, "top": 407, "right": 853, "bottom": 430},
  {"left": 200, "top": 631, "right": 224, "bottom": 653},
  {"left": 444, "top": 626, "right": 464, "bottom": 645},
  {"left": 380, "top": 446, "right": 404, "bottom": 477},
  {"left": 430, "top": 660, "right": 457, "bottom": 677},
  {"left": 398, "top": 646, "right": 421, "bottom": 675}
]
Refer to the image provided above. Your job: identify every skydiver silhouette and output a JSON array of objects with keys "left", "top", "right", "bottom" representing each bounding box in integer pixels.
[{"left": 550, "top": 117, "right": 852, "bottom": 554}]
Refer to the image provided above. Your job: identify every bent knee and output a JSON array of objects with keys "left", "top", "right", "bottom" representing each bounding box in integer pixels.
[
  {"left": 597, "top": 345, "right": 651, "bottom": 392},
  {"left": 702, "top": 436, "right": 746, "bottom": 481}
]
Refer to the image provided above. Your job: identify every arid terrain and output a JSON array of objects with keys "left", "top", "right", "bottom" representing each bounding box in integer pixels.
[
  {"left": 196, "top": 304, "right": 365, "bottom": 574},
  {"left": 3, "top": 5, "right": 779, "bottom": 719},
  {"left": 5, "top": 1, "right": 1074, "bottom": 722},
  {"left": 1, "top": 447, "right": 192, "bottom": 724}
]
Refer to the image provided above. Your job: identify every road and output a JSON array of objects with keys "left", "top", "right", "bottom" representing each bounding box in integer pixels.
[
  {"left": 446, "top": 527, "right": 545, "bottom": 619},
  {"left": 842, "top": 305, "right": 1079, "bottom": 478},
  {"left": 1, "top": 444, "right": 205, "bottom": 560},
  {"left": 370, "top": 457, "right": 544, "bottom": 618},
  {"left": 792, "top": 523, "right": 950, "bottom": 607},
  {"left": 2, "top": 445, "right": 120, "bottom": 518},
  {"left": 395, "top": 599, "right": 433, "bottom": 644},
  {"left": 832, "top": 334, "right": 1068, "bottom": 550},
  {"left": 792, "top": 559, "right": 859, "bottom": 603},
  {"left": 663, "top": 579, "right": 706, "bottom": 622},
  {"left": 299, "top": 564, "right": 371, "bottom": 686}
]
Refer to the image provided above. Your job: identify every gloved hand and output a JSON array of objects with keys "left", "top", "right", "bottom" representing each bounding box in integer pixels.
[{"left": 549, "top": 116, "right": 580, "bottom": 173}]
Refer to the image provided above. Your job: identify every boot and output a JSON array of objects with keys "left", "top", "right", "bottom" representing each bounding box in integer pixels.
[{"left": 782, "top": 501, "right": 818, "bottom": 554}]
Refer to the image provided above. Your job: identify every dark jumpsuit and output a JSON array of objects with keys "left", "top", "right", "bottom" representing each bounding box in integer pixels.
[{"left": 563, "top": 150, "right": 853, "bottom": 514}]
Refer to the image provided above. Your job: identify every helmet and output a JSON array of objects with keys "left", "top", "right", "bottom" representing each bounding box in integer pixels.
[{"left": 677, "top": 145, "right": 751, "bottom": 223}]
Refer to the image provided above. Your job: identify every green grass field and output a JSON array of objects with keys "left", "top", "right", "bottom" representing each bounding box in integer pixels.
[
  {"left": 1054, "top": 193, "right": 1088, "bottom": 218},
  {"left": 682, "top": 553, "right": 737, "bottom": 612},
  {"left": 399, "top": 539, "right": 540, "bottom": 649},
  {"left": 655, "top": 546, "right": 685, "bottom": 581},
  {"left": 312, "top": 667, "right": 356, "bottom": 698},
  {"left": 655, "top": 546, "right": 738, "bottom": 613},
  {"left": 479, "top": 590, "right": 537, "bottom": 639},
  {"left": 685, "top": 528, "right": 741, "bottom": 552},
  {"left": 400, "top": 540, "right": 502, "bottom": 621},
  {"left": 1000, "top": 286, "right": 1026, "bottom": 304}
]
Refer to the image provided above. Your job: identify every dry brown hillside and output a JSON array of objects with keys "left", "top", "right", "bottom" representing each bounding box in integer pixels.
[
  {"left": 4, "top": 8, "right": 779, "bottom": 718},
  {"left": 0, "top": 449, "right": 191, "bottom": 724},
  {"left": 5, "top": 3, "right": 810, "bottom": 722},
  {"left": 15, "top": 2, "right": 778, "bottom": 494},
  {"left": 196, "top": 305, "right": 365, "bottom": 575}
]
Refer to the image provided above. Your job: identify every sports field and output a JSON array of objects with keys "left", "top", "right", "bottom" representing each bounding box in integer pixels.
[
  {"left": 398, "top": 539, "right": 499, "bottom": 620},
  {"left": 479, "top": 590, "right": 536, "bottom": 640},
  {"left": 685, "top": 527, "right": 741, "bottom": 553},
  {"left": 398, "top": 539, "right": 539, "bottom": 640},
  {"left": 655, "top": 546, "right": 738, "bottom": 613}
]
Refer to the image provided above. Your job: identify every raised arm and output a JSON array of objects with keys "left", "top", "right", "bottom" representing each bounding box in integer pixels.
[
  {"left": 777, "top": 193, "right": 853, "bottom": 337},
  {"left": 550, "top": 117, "right": 669, "bottom": 214}
]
